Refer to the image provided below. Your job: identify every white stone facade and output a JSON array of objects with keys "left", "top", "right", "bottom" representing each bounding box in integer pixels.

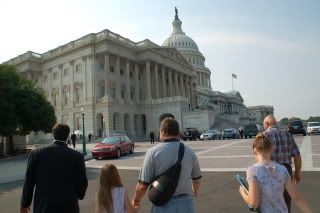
[{"left": 5, "top": 9, "right": 274, "bottom": 141}]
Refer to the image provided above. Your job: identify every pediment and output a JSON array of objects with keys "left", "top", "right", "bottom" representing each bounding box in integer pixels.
[{"left": 152, "top": 47, "right": 192, "bottom": 68}]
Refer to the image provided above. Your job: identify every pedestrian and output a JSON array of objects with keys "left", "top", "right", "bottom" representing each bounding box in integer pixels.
[
  {"left": 20, "top": 123, "right": 88, "bottom": 213},
  {"left": 238, "top": 127, "right": 244, "bottom": 139},
  {"left": 239, "top": 133, "right": 312, "bottom": 213},
  {"left": 150, "top": 131, "right": 155, "bottom": 144},
  {"left": 95, "top": 164, "right": 136, "bottom": 213},
  {"left": 263, "top": 115, "right": 302, "bottom": 212},
  {"left": 131, "top": 118, "right": 202, "bottom": 213},
  {"left": 71, "top": 131, "right": 77, "bottom": 149},
  {"left": 88, "top": 133, "right": 92, "bottom": 143},
  {"left": 67, "top": 137, "right": 71, "bottom": 146}
]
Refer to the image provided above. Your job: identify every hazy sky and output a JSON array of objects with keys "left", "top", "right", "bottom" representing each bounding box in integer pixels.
[{"left": 1, "top": 0, "right": 319, "bottom": 119}]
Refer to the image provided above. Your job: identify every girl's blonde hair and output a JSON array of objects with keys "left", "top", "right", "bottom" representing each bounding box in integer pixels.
[
  {"left": 97, "top": 164, "right": 123, "bottom": 212},
  {"left": 253, "top": 133, "right": 272, "bottom": 153}
]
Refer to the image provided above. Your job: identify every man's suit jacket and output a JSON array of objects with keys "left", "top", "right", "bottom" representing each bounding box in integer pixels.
[{"left": 21, "top": 140, "right": 88, "bottom": 213}]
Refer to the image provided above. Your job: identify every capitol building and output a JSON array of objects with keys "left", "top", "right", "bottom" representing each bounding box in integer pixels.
[{"left": 5, "top": 9, "right": 273, "bottom": 141}]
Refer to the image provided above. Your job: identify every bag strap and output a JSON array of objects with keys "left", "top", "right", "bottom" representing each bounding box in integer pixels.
[{"left": 177, "top": 142, "right": 185, "bottom": 163}]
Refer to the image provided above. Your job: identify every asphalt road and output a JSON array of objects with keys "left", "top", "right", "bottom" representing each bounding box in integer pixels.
[
  {"left": 1, "top": 135, "right": 320, "bottom": 212},
  {"left": 0, "top": 169, "right": 319, "bottom": 213}
]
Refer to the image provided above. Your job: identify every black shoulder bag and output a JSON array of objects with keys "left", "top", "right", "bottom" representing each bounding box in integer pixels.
[{"left": 148, "top": 142, "right": 185, "bottom": 206}]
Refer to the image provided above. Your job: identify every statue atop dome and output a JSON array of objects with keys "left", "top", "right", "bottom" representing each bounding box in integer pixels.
[{"left": 175, "top": 7, "right": 179, "bottom": 20}]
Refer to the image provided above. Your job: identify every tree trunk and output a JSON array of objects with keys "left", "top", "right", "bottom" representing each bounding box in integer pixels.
[{"left": 8, "top": 135, "right": 14, "bottom": 154}]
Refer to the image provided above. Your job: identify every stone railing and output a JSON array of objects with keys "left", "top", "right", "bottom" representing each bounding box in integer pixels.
[
  {"left": 6, "top": 51, "right": 42, "bottom": 65},
  {"left": 151, "top": 96, "right": 188, "bottom": 104},
  {"left": 6, "top": 29, "right": 153, "bottom": 64}
]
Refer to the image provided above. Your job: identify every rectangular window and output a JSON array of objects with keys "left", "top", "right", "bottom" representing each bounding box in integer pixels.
[
  {"left": 75, "top": 88, "right": 80, "bottom": 103},
  {"left": 53, "top": 72, "right": 57, "bottom": 80},
  {"left": 121, "top": 86, "right": 125, "bottom": 99},
  {"left": 63, "top": 68, "right": 69, "bottom": 76},
  {"left": 44, "top": 75, "right": 47, "bottom": 82},
  {"left": 110, "top": 66, "right": 114, "bottom": 73},
  {"left": 75, "top": 64, "right": 82, "bottom": 73},
  {"left": 120, "top": 69, "right": 124, "bottom": 75},
  {"left": 131, "top": 87, "right": 134, "bottom": 100},
  {"left": 130, "top": 71, "right": 133, "bottom": 78}
]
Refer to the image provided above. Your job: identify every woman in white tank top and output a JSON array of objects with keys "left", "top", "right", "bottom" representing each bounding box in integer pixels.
[{"left": 95, "top": 164, "right": 136, "bottom": 213}]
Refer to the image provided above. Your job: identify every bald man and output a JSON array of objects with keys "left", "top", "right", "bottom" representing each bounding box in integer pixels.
[{"left": 263, "top": 115, "right": 302, "bottom": 213}]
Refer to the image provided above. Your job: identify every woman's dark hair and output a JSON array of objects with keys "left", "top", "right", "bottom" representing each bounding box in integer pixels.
[{"left": 52, "top": 123, "right": 70, "bottom": 141}]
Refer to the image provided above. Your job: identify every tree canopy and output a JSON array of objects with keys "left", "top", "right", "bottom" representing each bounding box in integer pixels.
[{"left": 0, "top": 64, "right": 56, "bottom": 136}]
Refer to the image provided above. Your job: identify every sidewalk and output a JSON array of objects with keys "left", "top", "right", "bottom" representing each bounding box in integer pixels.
[{"left": 0, "top": 139, "right": 150, "bottom": 184}]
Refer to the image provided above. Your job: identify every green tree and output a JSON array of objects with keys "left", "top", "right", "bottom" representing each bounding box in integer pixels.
[
  {"left": 0, "top": 64, "right": 56, "bottom": 153},
  {"left": 280, "top": 117, "right": 289, "bottom": 125}
]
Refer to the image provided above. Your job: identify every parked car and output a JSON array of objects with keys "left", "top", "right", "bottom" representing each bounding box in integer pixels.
[
  {"left": 288, "top": 120, "right": 306, "bottom": 136},
  {"left": 307, "top": 122, "right": 320, "bottom": 135},
  {"left": 92, "top": 135, "right": 134, "bottom": 159},
  {"left": 200, "top": 129, "right": 222, "bottom": 140},
  {"left": 243, "top": 124, "right": 262, "bottom": 138},
  {"left": 183, "top": 128, "right": 201, "bottom": 141},
  {"left": 222, "top": 128, "right": 240, "bottom": 139}
]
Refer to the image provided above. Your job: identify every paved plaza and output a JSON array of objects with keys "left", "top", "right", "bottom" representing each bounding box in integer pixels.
[{"left": 0, "top": 135, "right": 320, "bottom": 212}]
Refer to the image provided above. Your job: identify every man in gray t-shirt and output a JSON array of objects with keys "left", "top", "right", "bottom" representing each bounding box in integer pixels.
[{"left": 132, "top": 118, "right": 202, "bottom": 213}]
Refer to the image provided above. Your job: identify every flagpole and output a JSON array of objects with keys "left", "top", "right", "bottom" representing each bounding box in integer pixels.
[{"left": 232, "top": 75, "right": 234, "bottom": 91}]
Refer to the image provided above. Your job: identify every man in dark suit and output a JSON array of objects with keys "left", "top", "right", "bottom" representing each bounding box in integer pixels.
[
  {"left": 71, "top": 131, "right": 77, "bottom": 149},
  {"left": 20, "top": 123, "right": 88, "bottom": 213}
]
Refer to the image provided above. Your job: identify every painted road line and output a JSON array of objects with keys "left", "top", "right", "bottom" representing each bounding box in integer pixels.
[
  {"left": 300, "top": 136, "right": 313, "bottom": 170},
  {"left": 197, "top": 155, "right": 252, "bottom": 159},
  {"left": 196, "top": 140, "right": 247, "bottom": 156}
]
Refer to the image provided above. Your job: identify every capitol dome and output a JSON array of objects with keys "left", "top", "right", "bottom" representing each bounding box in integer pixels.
[{"left": 162, "top": 8, "right": 212, "bottom": 90}]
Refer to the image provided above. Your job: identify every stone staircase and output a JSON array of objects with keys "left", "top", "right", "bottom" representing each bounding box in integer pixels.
[{"left": 210, "top": 115, "right": 241, "bottom": 131}]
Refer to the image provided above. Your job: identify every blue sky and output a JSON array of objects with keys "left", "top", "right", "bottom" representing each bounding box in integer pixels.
[{"left": 1, "top": 0, "right": 319, "bottom": 119}]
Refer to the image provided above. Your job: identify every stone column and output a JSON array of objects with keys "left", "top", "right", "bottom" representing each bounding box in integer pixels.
[
  {"left": 174, "top": 71, "right": 179, "bottom": 96},
  {"left": 134, "top": 64, "right": 139, "bottom": 102},
  {"left": 145, "top": 60, "right": 152, "bottom": 100},
  {"left": 185, "top": 78, "right": 190, "bottom": 101},
  {"left": 161, "top": 66, "right": 166, "bottom": 98},
  {"left": 69, "top": 62, "right": 74, "bottom": 106},
  {"left": 190, "top": 77, "right": 194, "bottom": 107},
  {"left": 59, "top": 64, "right": 63, "bottom": 109},
  {"left": 168, "top": 69, "right": 173, "bottom": 97},
  {"left": 115, "top": 55, "right": 121, "bottom": 101},
  {"left": 125, "top": 59, "right": 131, "bottom": 102},
  {"left": 104, "top": 53, "right": 110, "bottom": 97},
  {"left": 82, "top": 56, "right": 88, "bottom": 101},
  {"left": 199, "top": 72, "right": 203, "bottom": 87},
  {"left": 180, "top": 74, "right": 185, "bottom": 97},
  {"left": 154, "top": 63, "right": 159, "bottom": 99}
]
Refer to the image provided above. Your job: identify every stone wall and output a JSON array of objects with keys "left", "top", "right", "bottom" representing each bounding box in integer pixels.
[{"left": 182, "top": 109, "right": 216, "bottom": 132}]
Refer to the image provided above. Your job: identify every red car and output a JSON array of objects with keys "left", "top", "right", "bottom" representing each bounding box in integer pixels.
[{"left": 92, "top": 135, "right": 134, "bottom": 159}]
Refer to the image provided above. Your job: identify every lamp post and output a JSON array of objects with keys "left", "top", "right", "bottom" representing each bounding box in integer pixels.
[{"left": 80, "top": 107, "right": 87, "bottom": 155}]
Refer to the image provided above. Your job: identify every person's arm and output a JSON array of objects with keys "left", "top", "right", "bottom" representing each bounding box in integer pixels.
[
  {"left": 239, "top": 180, "right": 260, "bottom": 208},
  {"left": 76, "top": 154, "right": 88, "bottom": 200},
  {"left": 131, "top": 181, "right": 148, "bottom": 208},
  {"left": 125, "top": 189, "right": 137, "bottom": 213},
  {"left": 293, "top": 155, "right": 302, "bottom": 184},
  {"left": 20, "top": 151, "right": 37, "bottom": 212},
  {"left": 290, "top": 134, "right": 302, "bottom": 183},
  {"left": 192, "top": 179, "right": 200, "bottom": 198},
  {"left": 285, "top": 178, "right": 312, "bottom": 212}
]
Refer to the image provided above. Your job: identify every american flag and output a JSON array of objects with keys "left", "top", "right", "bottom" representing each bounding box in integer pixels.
[{"left": 232, "top": 74, "right": 237, "bottom": 79}]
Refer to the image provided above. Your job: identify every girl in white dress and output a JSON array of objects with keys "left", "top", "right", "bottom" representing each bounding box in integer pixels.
[{"left": 96, "top": 164, "right": 136, "bottom": 213}]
